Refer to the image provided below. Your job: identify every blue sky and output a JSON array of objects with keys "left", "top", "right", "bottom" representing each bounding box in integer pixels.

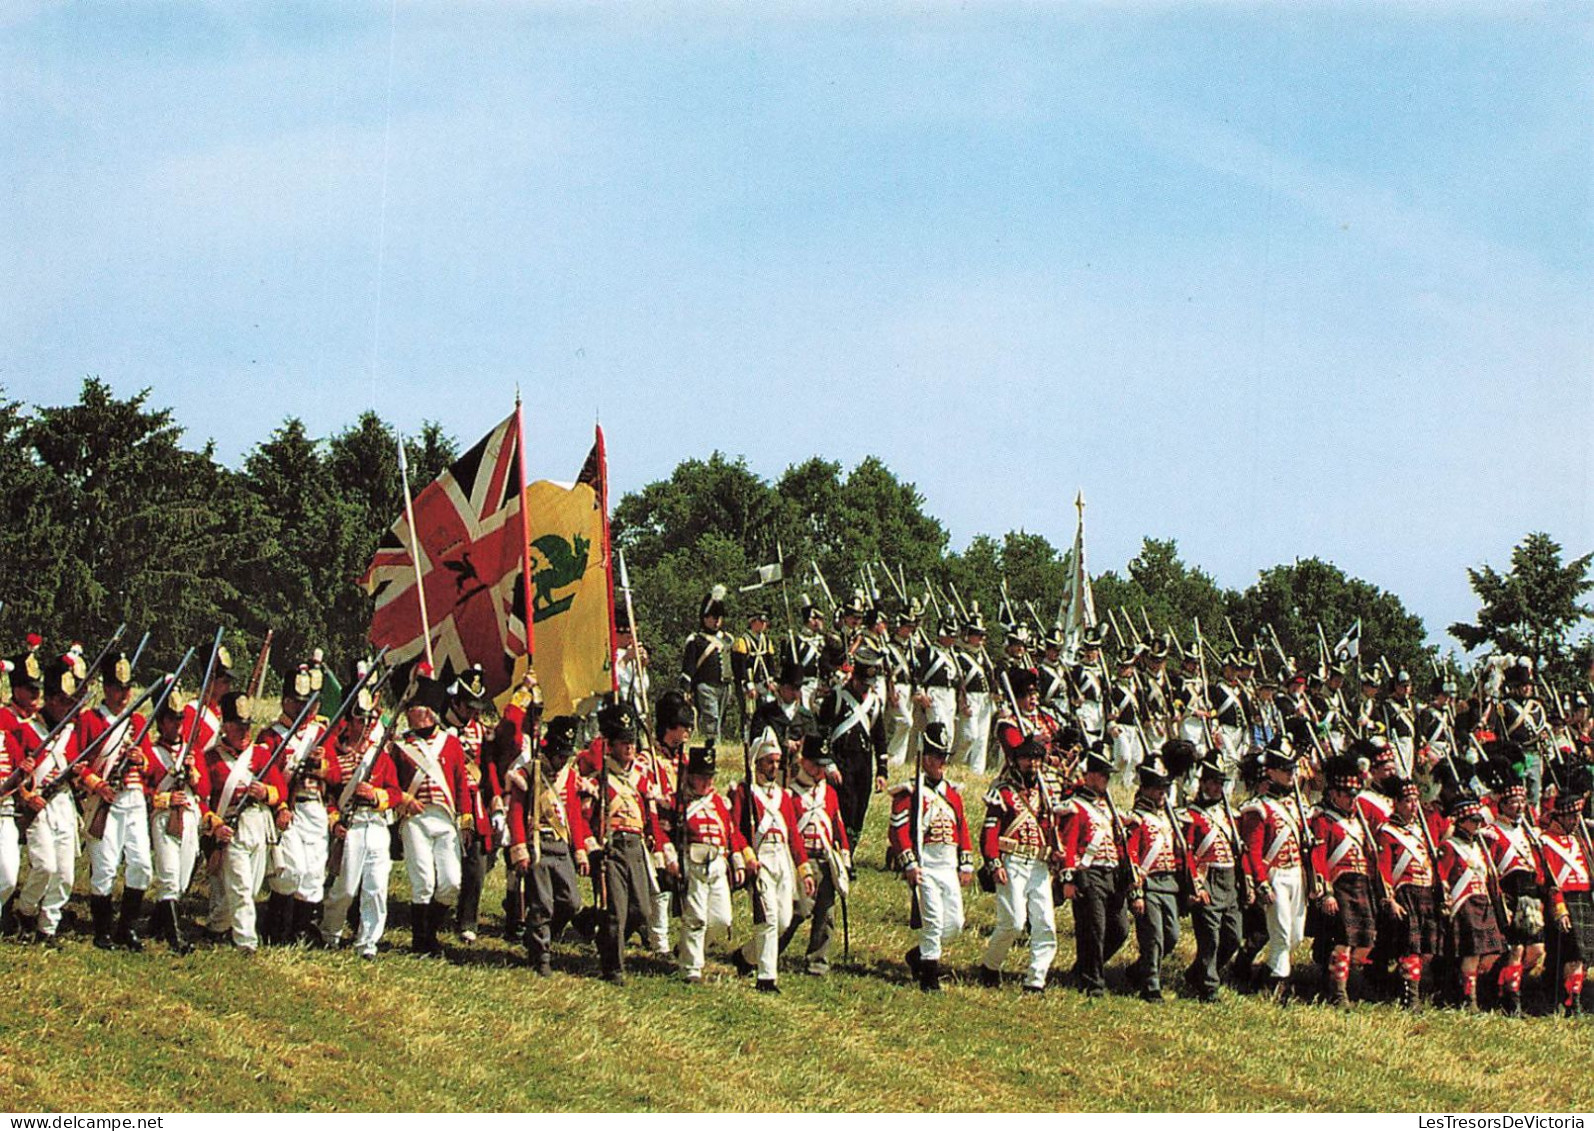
[{"left": 3, "top": 2, "right": 1590, "bottom": 649}]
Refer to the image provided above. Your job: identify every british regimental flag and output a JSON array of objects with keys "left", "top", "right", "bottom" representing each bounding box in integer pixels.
[{"left": 360, "top": 409, "right": 531, "bottom": 698}]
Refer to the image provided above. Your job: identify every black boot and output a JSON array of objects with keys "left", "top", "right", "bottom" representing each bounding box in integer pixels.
[
  {"left": 977, "top": 964, "right": 1001, "bottom": 988},
  {"left": 262, "top": 891, "right": 292, "bottom": 946},
  {"left": 1400, "top": 977, "right": 1422, "bottom": 1013},
  {"left": 503, "top": 889, "right": 524, "bottom": 943},
  {"left": 410, "top": 901, "right": 434, "bottom": 956},
  {"left": 905, "top": 946, "right": 922, "bottom": 977},
  {"left": 1500, "top": 986, "right": 1522, "bottom": 1018},
  {"left": 90, "top": 894, "right": 117, "bottom": 950},
  {"left": 290, "top": 900, "right": 316, "bottom": 946},
  {"left": 755, "top": 978, "right": 781, "bottom": 994},
  {"left": 919, "top": 958, "right": 942, "bottom": 992},
  {"left": 0, "top": 893, "right": 15, "bottom": 937},
  {"left": 114, "top": 888, "right": 146, "bottom": 952},
  {"left": 429, "top": 900, "right": 450, "bottom": 955}
]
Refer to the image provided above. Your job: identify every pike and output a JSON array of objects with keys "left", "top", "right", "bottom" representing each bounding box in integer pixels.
[
  {"left": 616, "top": 551, "right": 651, "bottom": 739},
  {"left": 248, "top": 629, "right": 275, "bottom": 700}
]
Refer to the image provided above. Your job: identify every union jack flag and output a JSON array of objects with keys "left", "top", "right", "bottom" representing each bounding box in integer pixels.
[{"left": 360, "top": 409, "right": 530, "bottom": 698}]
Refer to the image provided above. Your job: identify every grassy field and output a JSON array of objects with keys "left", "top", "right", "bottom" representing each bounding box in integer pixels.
[{"left": 3, "top": 760, "right": 1592, "bottom": 1113}]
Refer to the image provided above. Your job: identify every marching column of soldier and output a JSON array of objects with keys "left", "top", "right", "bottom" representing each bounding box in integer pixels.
[{"left": 3, "top": 589, "right": 1594, "bottom": 1019}]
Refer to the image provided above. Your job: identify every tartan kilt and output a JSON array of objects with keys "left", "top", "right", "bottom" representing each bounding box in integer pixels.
[
  {"left": 1500, "top": 871, "right": 1545, "bottom": 945},
  {"left": 1388, "top": 883, "right": 1442, "bottom": 957},
  {"left": 1549, "top": 889, "right": 1594, "bottom": 963},
  {"left": 1326, "top": 873, "right": 1378, "bottom": 949},
  {"left": 1450, "top": 893, "right": 1506, "bottom": 957}
]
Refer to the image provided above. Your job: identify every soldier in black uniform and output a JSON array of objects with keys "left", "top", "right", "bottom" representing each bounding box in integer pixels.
[
  {"left": 1071, "top": 628, "right": 1107, "bottom": 744},
  {"left": 788, "top": 598, "right": 826, "bottom": 707},
  {"left": 1036, "top": 625, "right": 1071, "bottom": 718},
  {"left": 817, "top": 645, "right": 889, "bottom": 850},
  {"left": 1381, "top": 669, "right": 1417, "bottom": 776},
  {"left": 680, "top": 586, "right": 734, "bottom": 743},
  {"left": 1499, "top": 665, "right": 1549, "bottom": 809},
  {"left": 731, "top": 608, "right": 777, "bottom": 740},
  {"left": 750, "top": 659, "right": 818, "bottom": 774}
]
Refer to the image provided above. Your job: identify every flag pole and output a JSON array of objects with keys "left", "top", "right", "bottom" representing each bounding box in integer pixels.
[
  {"left": 596, "top": 424, "right": 618, "bottom": 696},
  {"left": 396, "top": 432, "right": 435, "bottom": 671},
  {"left": 514, "top": 390, "right": 535, "bottom": 663}
]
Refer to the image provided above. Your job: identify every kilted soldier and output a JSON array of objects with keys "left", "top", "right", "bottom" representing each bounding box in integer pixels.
[
  {"left": 1352, "top": 738, "right": 1399, "bottom": 827},
  {"left": 1181, "top": 759, "right": 1246, "bottom": 1002},
  {"left": 444, "top": 665, "right": 493, "bottom": 944},
  {"left": 318, "top": 675, "right": 401, "bottom": 959},
  {"left": 1309, "top": 755, "right": 1380, "bottom": 1007},
  {"left": 1539, "top": 770, "right": 1593, "bottom": 1016},
  {"left": 1375, "top": 777, "right": 1442, "bottom": 1011},
  {"left": 1059, "top": 744, "right": 1132, "bottom": 997},
  {"left": 913, "top": 616, "right": 961, "bottom": 737},
  {"left": 14, "top": 655, "right": 84, "bottom": 945},
  {"left": 1071, "top": 629, "right": 1108, "bottom": 744},
  {"left": 884, "top": 603, "right": 922, "bottom": 769},
  {"left": 1238, "top": 744, "right": 1309, "bottom": 999},
  {"left": 1479, "top": 753, "right": 1544, "bottom": 1016},
  {"left": 954, "top": 613, "right": 995, "bottom": 774},
  {"left": 730, "top": 734, "right": 815, "bottom": 993},
  {"left": 681, "top": 586, "right": 734, "bottom": 743},
  {"left": 891, "top": 723, "right": 975, "bottom": 992},
  {"left": 391, "top": 672, "right": 472, "bottom": 958},
  {"left": 76, "top": 652, "right": 155, "bottom": 950},
  {"left": 505, "top": 716, "right": 591, "bottom": 975},
  {"left": 978, "top": 737, "right": 1063, "bottom": 992},
  {"left": 675, "top": 744, "right": 749, "bottom": 984},
  {"left": 1124, "top": 755, "right": 1185, "bottom": 1002},
  {"left": 264, "top": 662, "right": 331, "bottom": 946},
  {"left": 782, "top": 735, "right": 852, "bottom": 976},
  {"left": 1106, "top": 654, "right": 1146, "bottom": 792},
  {"left": 204, "top": 692, "right": 287, "bottom": 953},
  {"left": 1436, "top": 792, "right": 1506, "bottom": 1012},
  {"left": 592, "top": 703, "right": 676, "bottom": 983},
  {"left": 816, "top": 647, "right": 888, "bottom": 851}
]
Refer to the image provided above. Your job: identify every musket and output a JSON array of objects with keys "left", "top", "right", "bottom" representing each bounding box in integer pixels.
[
  {"left": 1121, "top": 606, "right": 1144, "bottom": 647},
  {"left": 286, "top": 645, "right": 392, "bottom": 800},
  {"left": 878, "top": 561, "right": 907, "bottom": 605},
  {"left": 1223, "top": 616, "right": 1243, "bottom": 652},
  {"left": 325, "top": 661, "right": 401, "bottom": 875},
  {"left": 811, "top": 562, "right": 838, "bottom": 614},
  {"left": 946, "top": 581, "right": 971, "bottom": 624},
  {"left": 908, "top": 702, "right": 924, "bottom": 932},
  {"left": 1141, "top": 607, "right": 1157, "bottom": 648},
  {"left": 1190, "top": 618, "right": 1221, "bottom": 753},
  {"left": 248, "top": 629, "right": 274, "bottom": 700},
  {"left": 175, "top": 628, "right": 229, "bottom": 775},
  {"left": 617, "top": 551, "right": 652, "bottom": 738},
  {"left": 77, "top": 622, "right": 128, "bottom": 694},
  {"left": 1293, "top": 773, "right": 1324, "bottom": 902},
  {"left": 127, "top": 630, "right": 152, "bottom": 675},
  {"left": 7, "top": 654, "right": 190, "bottom": 807},
  {"left": 741, "top": 734, "right": 768, "bottom": 928}
]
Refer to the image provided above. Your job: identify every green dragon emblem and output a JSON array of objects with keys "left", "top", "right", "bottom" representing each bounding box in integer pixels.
[{"left": 530, "top": 532, "right": 591, "bottom": 623}]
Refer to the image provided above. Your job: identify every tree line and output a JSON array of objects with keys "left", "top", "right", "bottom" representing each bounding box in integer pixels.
[{"left": 2, "top": 379, "right": 1589, "bottom": 691}]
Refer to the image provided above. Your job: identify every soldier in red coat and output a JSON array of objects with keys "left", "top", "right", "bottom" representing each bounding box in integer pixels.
[
  {"left": 1058, "top": 744, "right": 1132, "bottom": 997},
  {"left": 977, "top": 737, "right": 1068, "bottom": 993},
  {"left": 1124, "top": 753, "right": 1187, "bottom": 1002},
  {"left": 1436, "top": 792, "right": 1506, "bottom": 1011},
  {"left": 1539, "top": 769, "right": 1593, "bottom": 1016},
  {"left": 318, "top": 672, "right": 403, "bottom": 959},
  {"left": 1479, "top": 751, "right": 1544, "bottom": 1016},
  {"left": 1309, "top": 755, "right": 1380, "bottom": 1007},
  {"left": 1376, "top": 777, "right": 1441, "bottom": 1011},
  {"left": 146, "top": 698, "right": 209, "bottom": 954},
  {"left": 1180, "top": 759, "right": 1247, "bottom": 1002},
  {"left": 1237, "top": 744, "right": 1309, "bottom": 999},
  {"left": 76, "top": 652, "right": 155, "bottom": 950},
  {"left": 782, "top": 734, "right": 853, "bottom": 976},
  {"left": 675, "top": 744, "right": 749, "bottom": 984},
  {"left": 730, "top": 733, "right": 814, "bottom": 992},
  {"left": 505, "top": 716, "right": 591, "bottom": 974},
  {"left": 444, "top": 665, "right": 493, "bottom": 944},
  {"left": 890, "top": 722, "right": 974, "bottom": 992},
  {"left": 14, "top": 655, "right": 84, "bottom": 945},
  {"left": 204, "top": 692, "right": 290, "bottom": 953},
  {"left": 391, "top": 672, "right": 473, "bottom": 957}
]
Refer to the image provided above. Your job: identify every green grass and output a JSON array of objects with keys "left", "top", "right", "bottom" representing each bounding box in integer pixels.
[{"left": 2, "top": 762, "right": 1592, "bottom": 1112}]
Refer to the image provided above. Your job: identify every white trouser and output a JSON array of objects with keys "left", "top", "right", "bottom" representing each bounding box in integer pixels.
[
  {"left": 915, "top": 842, "right": 964, "bottom": 960},
  {"left": 1217, "top": 725, "right": 1245, "bottom": 767},
  {"left": 88, "top": 788, "right": 153, "bottom": 895},
  {"left": 20, "top": 792, "right": 78, "bottom": 935},
  {"left": 1111, "top": 727, "right": 1145, "bottom": 790},
  {"left": 0, "top": 809, "right": 18, "bottom": 907},
  {"left": 402, "top": 804, "right": 462, "bottom": 907},
  {"left": 648, "top": 860, "right": 671, "bottom": 952},
  {"left": 321, "top": 814, "right": 393, "bottom": 954},
  {"left": 741, "top": 841, "right": 795, "bottom": 981},
  {"left": 922, "top": 686, "right": 958, "bottom": 733},
  {"left": 1076, "top": 700, "right": 1105, "bottom": 743},
  {"left": 149, "top": 801, "right": 201, "bottom": 902},
  {"left": 982, "top": 853, "right": 1056, "bottom": 988},
  {"left": 886, "top": 686, "right": 914, "bottom": 768},
  {"left": 677, "top": 852, "right": 733, "bottom": 978},
  {"left": 1260, "top": 864, "right": 1307, "bottom": 977},
  {"left": 1178, "top": 715, "right": 1211, "bottom": 755},
  {"left": 224, "top": 806, "right": 273, "bottom": 950},
  {"left": 270, "top": 799, "right": 330, "bottom": 901},
  {"left": 955, "top": 692, "right": 995, "bottom": 774},
  {"left": 1392, "top": 736, "right": 1414, "bottom": 778}
]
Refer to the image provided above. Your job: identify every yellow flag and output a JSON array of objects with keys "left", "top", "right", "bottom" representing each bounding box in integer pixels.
[{"left": 515, "top": 476, "right": 613, "bottom": 718}]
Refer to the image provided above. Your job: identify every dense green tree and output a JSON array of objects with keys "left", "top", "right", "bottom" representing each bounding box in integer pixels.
[{"left": 1449, "top": 533, "right": 1594, "bottom": 680}]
